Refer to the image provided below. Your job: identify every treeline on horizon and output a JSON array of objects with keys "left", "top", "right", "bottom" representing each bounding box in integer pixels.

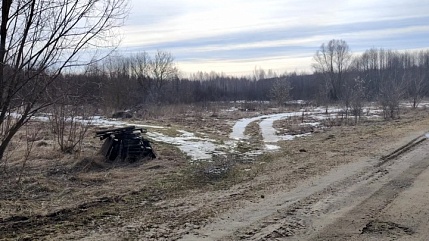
[{"left": 58, "top": 42, "right": 429, "bottom": 114}]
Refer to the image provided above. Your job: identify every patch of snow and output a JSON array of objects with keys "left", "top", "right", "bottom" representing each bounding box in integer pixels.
[
  {"left": 399, "top": 101, "right": 429, "bottom": 108},
  {"left": 300, "top": 122, "right": 320, "bottom": 127},
  {"left": 86, "top": 116, "right": 126, "bottom": 126},
  {"left": 133, "top": 124, "right": 166, "bottom": 129},
  {"left": 278, "top": 133, "right": 311, "bottom": 141},
  {"left": 29, "top": 113, "right": 222, "bottom": 160},
  {"left": 244, "top": 150, "right": 264, "bottom": 157},
  {"left": 224, "top": 107, "right": 239, "bottom": 112},
  {"left": 419, "top": 102, "right": 429, "bottom": 108},
  {"left": 364, "top": 114, "right": 381, "bottom": 119},
  {"left": 286, "top": 100, "right": 307, "bottom": 105},
  {"left": 311, "top": 115, "right": 331, "bottom": 120},
  {"left": 231, "top": 108, "right": 338, "bottom": 142},
  {"left": 147, "top": 131, "right": 227, "bottom": 160},
  {"left": 259, "top": 112, "right": 303, "bottom": 142},
  {"left": 230, "top": 106, "right": 368, "bottom": 152},
  {"left": 29, "top": 114, "right": 167, "bottom": 129},
  {"left": 88, "top": 116, "right": 165, "bottom": 129},
  {"left": 230, "top": 100, "right": 269, "bottom": 104},
  {"left": 230, "top": 115, "right": 266, "bottom": 140},
  {"left": 33, "top": 116, "right": 50, "bottom": 122},
  {"left": 178, "top": 130, "right": 197, "bottom": 138},
  {"left": 265, "top": 144, "right": 280, "bottom": 150},
  {"left": 279, "top": 135, "right": 295, "bottom": 141}
]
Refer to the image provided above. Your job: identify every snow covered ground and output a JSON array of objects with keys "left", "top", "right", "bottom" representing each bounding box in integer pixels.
[{"left": 230, "top": 107, "right": 344, "bottom": 150}]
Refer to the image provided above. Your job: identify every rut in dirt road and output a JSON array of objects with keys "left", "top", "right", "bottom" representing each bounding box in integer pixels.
[
  {"left": 180, "top": 134, "right": 429, "bottom": 241},
  {"left": 309, "top": 153, "right": 429, "bottom": 240}
]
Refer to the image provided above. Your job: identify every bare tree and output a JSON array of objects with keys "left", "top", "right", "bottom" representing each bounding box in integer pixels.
[
  {"left": 266, "top": 69, "right": 277, "bottom": 79},
  {"left": 0, "top": 0, "right": 128, "bottom": 161},
  {"left": 149, "top": 50, "right": 178, "bottom": 102},
  {"left": 312, "top": 39, "right": 352, "bottom": 101},
  {"left": 406, "top": 69, "right": 426, "bottom": 109},
  {"left": 129, "top": 52, "right": 152, "bottom": 103},
  {"left": 131, "top": 52, "right": 151, "bottom": 85},
  {"left": 405, "top": 52, "right": 427, "bottom": 108},
  {"left": 252, "top": 66, "right": 266, "bottom": 81},
  {"left": 352, "top": 48, "right": 380, "bottom": 100},
  {"left": 101, "top": 54, "right": 139, "bottom": 111},
  {"left": 378, "top": 50, "right": 407, "bottom": 119}
]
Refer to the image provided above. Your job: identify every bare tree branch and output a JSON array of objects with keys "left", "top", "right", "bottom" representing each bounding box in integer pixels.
[{"left": 0, "top": 0, "right": 128, "bottom": 162}]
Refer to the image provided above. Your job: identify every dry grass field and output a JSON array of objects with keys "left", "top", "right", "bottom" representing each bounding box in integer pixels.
[{"left": 1, "top": 103, "right": 429, "bottom": 240}]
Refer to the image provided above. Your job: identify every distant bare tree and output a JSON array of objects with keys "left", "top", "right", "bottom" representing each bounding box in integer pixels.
[
  {"left": 101, "top": 55, "right": 137, "bottom": 111},
  {"left": 404, "top": 53, "right": 427, "bottom": 108},
  {"left": 312, "top": 39, "right": 352, "bottom": 101},
  {"left": 130, "top": 52, "right": 151, "bottom": 91},
  {"left": 406, "top": 70, "right": 426, "bottom": 109},
  {"left": 266, "top": 69, "right": 278, "bottom": 79},
  {"left": 379, "top": 51, "right": 407, "bottom": 119},
  {"left": 356, "top": 48, "right": 381, "bottom": 99},
  {"left": 0, "top": 0, "right": 128, "bottom": 161},
  {"left": 253, "top": 66, "right": 266, "bottom": 81},
  {"left": 149, "top": 50, "right": 178, "bottom": 102}
]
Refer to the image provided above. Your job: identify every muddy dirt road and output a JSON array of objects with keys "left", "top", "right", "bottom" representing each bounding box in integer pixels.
[{"left": 181, "top": 135, "right": 429, "bottom": 240}]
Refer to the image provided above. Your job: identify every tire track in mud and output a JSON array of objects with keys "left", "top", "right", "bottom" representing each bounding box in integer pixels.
[
  {"left": 180, "top": 135, "right": 429, "bottom": 241},
  {"left": 180, "top": 158, "right": 375, "bottom": 241},
  {"left": 310, "top": 152, "right": 429, "bottom": 240},
  {"left": 236, "top": 136, "right": 429, "bottom": 240}
]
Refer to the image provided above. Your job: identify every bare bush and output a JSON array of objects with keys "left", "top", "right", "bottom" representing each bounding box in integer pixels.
[
  {"left": 49, "top": 104, "right": 93, "bottom": 155},
  {"left": 17, "top": 124, "right": 41, "bottom": 183},
  {"left": 379, "top": 51, "right": 407, "bottom": 120},
  {"left": 270, "top": 78, "right": 291, "bottom": 106},
  {"left": 49, "top": 76, "right": 97, "bottom": 154},
  {"left": 350, "top": 77, "right": 366, "bottom": 124}
]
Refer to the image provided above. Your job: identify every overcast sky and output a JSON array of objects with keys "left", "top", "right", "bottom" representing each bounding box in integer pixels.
[{"left": 119, "top": 0, "right": 429, "bottom": 76}]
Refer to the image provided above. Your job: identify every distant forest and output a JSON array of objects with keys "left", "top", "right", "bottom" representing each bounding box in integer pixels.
[{"left": 59, "top": 41, "right": 429, "bottom": 117}]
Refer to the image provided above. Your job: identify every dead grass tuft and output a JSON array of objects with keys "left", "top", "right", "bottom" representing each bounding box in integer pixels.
[
  {"left": 181, "top": 155, "right": 241, "bottom": 187},
  {"left": 71, "top": 156, "right": 108, "bottom": 173},
  {"left": 178, "top": 154, "right": 265, "bottom": 191}
]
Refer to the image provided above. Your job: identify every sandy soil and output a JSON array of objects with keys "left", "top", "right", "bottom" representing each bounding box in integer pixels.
[{"left": 2, "top": 107, "right": 429, "bottom": 240}]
